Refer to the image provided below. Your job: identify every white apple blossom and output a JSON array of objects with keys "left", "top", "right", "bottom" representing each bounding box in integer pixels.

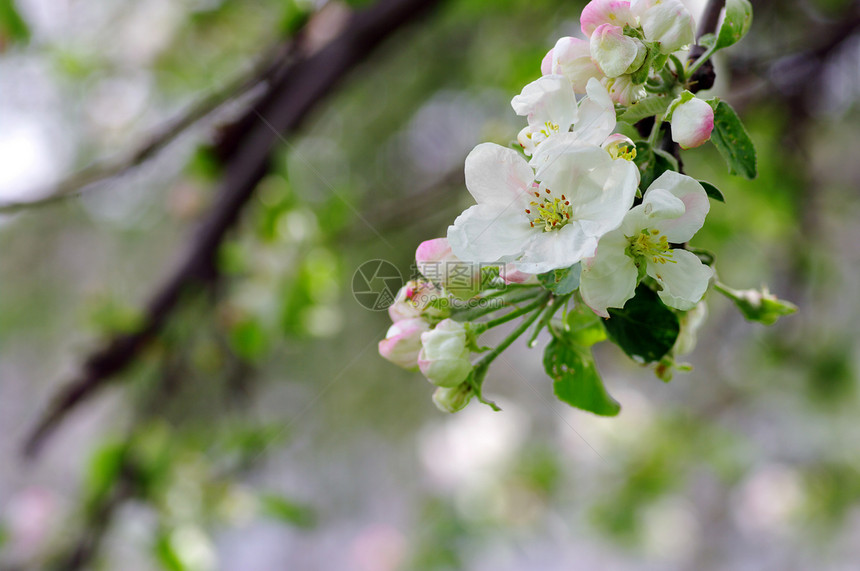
[
  {"left": 447, "top": 130, "right": 639, "bottom": 274},
  {"left": 512, "top": 76, "right": 616, "bottom": 156},
  {"left": 378, "top": 318, "right": 430, "bottom": 369},
  {"left": 418, "top": 319, "right": 472, "bottom": 387},
  {"left": 580, "top": 171, "right": 714, "bottom": 316}
]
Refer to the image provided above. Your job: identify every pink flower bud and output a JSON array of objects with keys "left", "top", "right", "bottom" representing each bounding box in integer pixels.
[
  {"left": 581, "top": 0, "right": 634, "bottom": 37},
  {"left": 418, "top": 319, "right": 472, "bottom": 388},
  {"left": 415, "top": 238, "right": 481, "bottom": 299},
  {"left": 378, "top": 318, "right": 430, "bottom": 370},
  {"left": 388, "top": 280, "right": 449, "bottom": 322},
  {"left": 670, "top": 96, "right": 714, "bottom": 149},
  {"left": 630, "top": 0, "right": 694, "bottom": 54}
]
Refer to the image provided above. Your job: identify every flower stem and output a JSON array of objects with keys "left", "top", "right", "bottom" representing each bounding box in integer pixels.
[
  {"left": 686, "top": 45, "right": 717, "bottom": 78},
  {"left": 648, "top": 116, "right": 664, "bottom": 148},
  {"left": 471, "top": 291, "right": 550, "bottom": 384},
  {"left": 480, "top": 294, "right": 549, "bottom": 331}
]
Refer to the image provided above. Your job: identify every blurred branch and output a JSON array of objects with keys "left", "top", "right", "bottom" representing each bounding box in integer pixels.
[
  {"left": 0, "top": 41, "right": 302, "bottom": 214},
  {"left": 23, "top": 0, "right": 446, "bottom": 458}
]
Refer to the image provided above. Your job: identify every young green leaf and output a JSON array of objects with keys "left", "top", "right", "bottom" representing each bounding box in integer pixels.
[
  {"left": 699, "top": 180, "right": 726, "bottom": 202},
  {"left": 602, "top": 285, "right": 680, "bottom": 363},
  {"left": 564, "top": 307, "right": 608, "bottom": 347},
  {"left": 544, "top": 338, "right": 620, "bottom": 416},
  {"left": 715, "top": 0, "right": 753, "bottom": 51},
  {"left": 620, "top": 96, "right": 672, "bottom": 124},
  {"left": 707, "top": 99, "right": 757, "bottom": 179}
]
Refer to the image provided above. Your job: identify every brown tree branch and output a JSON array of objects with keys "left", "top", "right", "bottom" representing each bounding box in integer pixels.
[{"left": 23, "top": 0, "right": 445, "bottom": 458}]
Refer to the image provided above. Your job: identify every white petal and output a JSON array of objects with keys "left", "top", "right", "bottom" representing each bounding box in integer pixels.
[
  {"left": 572, "top": 77, "right": 617, "bottom": 146},
  {"left": 511, "top": 222, "right": 599, "bottom": 274},
  {"left": 447, "top": 204, "right": 534, "bottom": 263},
  {"left": 511, "top": 75, "right": 578, "bottom": 134},
  {"left": 646, "top": 248, "right": 713, "bottom": 311},
  {"left": 464, "top": 142, "right": 534, "bottom": 208},
  {"left": 574, "top": 156, "right": 639, "bottom": 236},
  {"left": 644, "top": 171, "right": 709, "bottom": 243},
  {"left": 580, "top": 231, "right": 638, "bottom": 317}
]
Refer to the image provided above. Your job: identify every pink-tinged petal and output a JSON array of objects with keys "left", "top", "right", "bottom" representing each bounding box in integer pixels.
[
  {"left": 464, "top": 143, "right": 534, "bottom": 208},
  {"left": 646, "top": 248, "right": 713, "bottom": 311},
  {"left": 379, "top": 318, "right": 430, "bottom": 369},
  {"left": 501, "top": 264, "right": 539, "bottom": 284},
  {"left": 541, "top": 48, "right": 554, "bottom": 76},
  {"left": 581, "top": 0, "right": 634, "bottom": 37},
  {"left": 550, "top": 37, "right": 604, "bottom": 92},
  {"left": 644, "top": 172, "right": 710, "bottom": 243},
  {"left": 415, "top": 238, "right": 453, "bottom": 267},
  {"left": 579, "top": 230, "right": 638, "bottom": 317},
  {"left": 589, "top": 24, "right": 646, "bottom": 78},
  {"left": 670, "top": 97, "right": 714, "bottom": 149},
  {"left": 605, "top": 75, "right": 646, "bottom": 105}
]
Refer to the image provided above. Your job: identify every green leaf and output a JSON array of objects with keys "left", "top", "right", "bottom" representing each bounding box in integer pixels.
[
  {"left": 707, "top": 99, "right": 757, "bottom": 179},
  {"left": 544, "top": 338, "right": 620, "bottom": 416},
  {"left": 715, "top": 0, "right": 753, "bottom": 50},
  {"left": 619, "top": 96, "right": 672, "bottom": 124},
  {"left": 0, "top": 0, "right": 30, "bottom": 45},
  {"left": 603, "top": 285, "right": 680, "bottom": 363},
  {"left": 699, "top": 180, "right": 725, "bottom": 202},
  {"left": 538, "top": 263, "right": 581, "bottom": 295},
  {"left": 613, "top": 120, "right": 640, "bottom": 141},
  {"left": 259, "top": 494, "right": 317, "bottom": 529},
  {"left": 564, "top": 306, "right": 608, "bottom": 347}
]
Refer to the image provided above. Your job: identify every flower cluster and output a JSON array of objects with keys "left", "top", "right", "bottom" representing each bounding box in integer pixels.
[{"left": 377, "top": 0, "right": 792, "bottom": 417}]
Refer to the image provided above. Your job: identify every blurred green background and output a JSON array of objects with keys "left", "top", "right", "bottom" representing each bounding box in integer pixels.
[{"left": 1, "top": 0, "right": 859, "bottom": 569}]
